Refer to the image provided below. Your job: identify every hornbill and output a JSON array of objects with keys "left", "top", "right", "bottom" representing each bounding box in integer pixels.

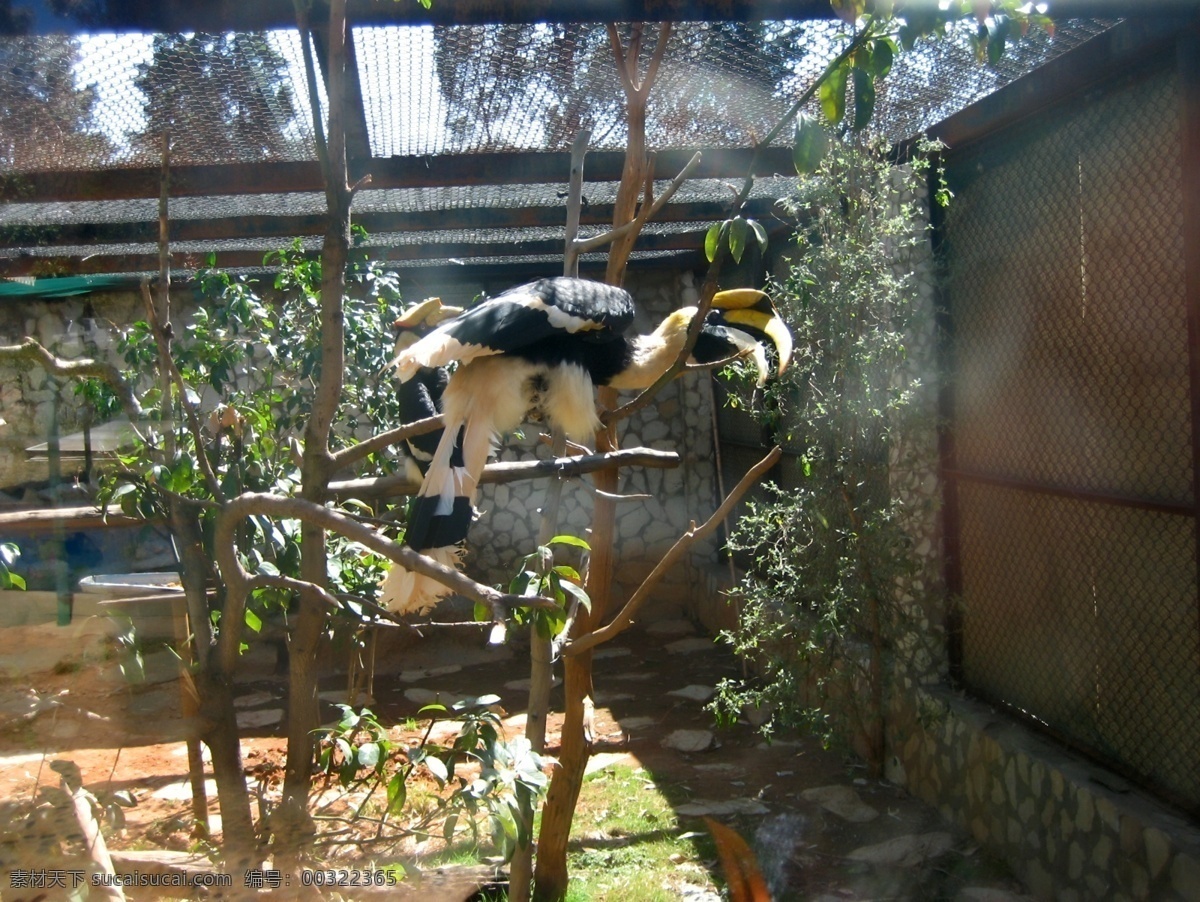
[{"left": 379, "top": 276, "right": 792, "bottom": 615}]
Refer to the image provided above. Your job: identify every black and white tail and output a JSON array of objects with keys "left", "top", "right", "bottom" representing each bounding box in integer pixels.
[{"left": 380, "top": 360, "right": 528, "bottom": 614}]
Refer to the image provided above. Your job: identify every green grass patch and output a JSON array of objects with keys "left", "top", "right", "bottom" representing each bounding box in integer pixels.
[
  {"left": 396, "top": 762, "right": 723, "bottom": 900},
  {"left": 560, "top": 763, "right": 719, "bottom": 901}
]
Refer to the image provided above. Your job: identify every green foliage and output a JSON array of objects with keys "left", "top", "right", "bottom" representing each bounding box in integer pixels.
[
  {"left": 811, "top": 2, "right": 1052, "bottom": 135},
  {"left": 792, "top": 113, "right": 829, "bottom": 175},
  {"left": 88, "top": 240, "right": 410, "bottom": 635},
  {"left": 705, "top": 216, "right": 769, "bottom": 265},
  {"left": 495, "top": 535, "right": 592, "bottom": 640},
  {"left": 316, "top": 704, "right": 396, "bottom": 790},
  {"left": 712, "top": 135, "right": 943, "bottom": 754},
  {"left": 313, "top": 698, "right": 552, "bottom": 857},
  {"left": 0, "top": 543, "right": 24, "bottom": 590}
]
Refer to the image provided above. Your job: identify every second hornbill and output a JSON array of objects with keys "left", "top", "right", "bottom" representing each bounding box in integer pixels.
[{"left": 380, "top": 276, "right": 792, "bottom": 614}]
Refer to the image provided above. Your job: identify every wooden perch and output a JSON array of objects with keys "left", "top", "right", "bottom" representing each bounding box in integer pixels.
[
  {"left": 569, "top": 150, "right": 701, "bottom": 260},
  {"left": 65, "top": 777, "right": 125, "bottom": 901},
  {"left": 327, "top": 446, "right": 680, "bottom": 501},
  {"left": 328, "top": 414, "right": 444, "bottom": 473},
  {"left": 563, "top": 445, "right": 781, "bottom": 656}
]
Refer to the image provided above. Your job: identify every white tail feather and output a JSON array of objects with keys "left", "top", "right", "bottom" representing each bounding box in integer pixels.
[{"left": 379, "top": 546, "right": 463, "bottom": 615}]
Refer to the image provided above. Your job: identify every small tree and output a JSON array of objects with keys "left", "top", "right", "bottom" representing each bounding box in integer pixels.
[{"left": 712, "top": 134, "right": 944, "bottom": 773}]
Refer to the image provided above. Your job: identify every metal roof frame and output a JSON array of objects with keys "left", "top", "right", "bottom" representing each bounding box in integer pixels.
[{"left": 0, "top": 4, "right": 1184, "bottom": 285}]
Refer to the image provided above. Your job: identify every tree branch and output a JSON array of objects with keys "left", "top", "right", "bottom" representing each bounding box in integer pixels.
[
  {"left": 213, "top": 492, "right": 557, "bottom": 675},
  {"left": 327, "top": 414, "right": 443, "bottom": 473},
  {"left": 139, "top": 280, "right": 225, "bottom": 501},
  {"left": 563, "top": 446, "right": 781, "bottom": 656},
  {"left": 639, "top": 22, "right": 672, "bottom": 100},
  {"left": 563, "top": 129, "right": 591, "bottom": 278},
  {"left": 0, "top": 339, "right": 142, "bottom": 420},
  {"left": 571, "top": 151, "right": 701, "bottom": 257},
  {"left": 326, "top": 447, "right": 679, "bottom": 502}
]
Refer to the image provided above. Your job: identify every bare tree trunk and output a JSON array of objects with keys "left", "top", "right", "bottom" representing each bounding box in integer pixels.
[
  {"left": 533, "top": 24, "right": 668, "bottom": 900},
  {"left": 276, "top": 0, "right": 354, "bottom": 863},
  {"left": 509, "top": 431, "right": 569, "bottom": 902},
  {"left": 532, "top": 412, "right": 615, "bottom": 901},
  {"left": 198, "top": 669, "right": 258, "bottom": 867}
]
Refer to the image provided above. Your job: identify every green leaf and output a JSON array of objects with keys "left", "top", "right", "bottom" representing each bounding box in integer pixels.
[
  {"left": 244, "top": 609, "right": 263, "bottom": 633},
  {"left": 820, "top": 63, "right": 848, "bottom": 125},
  {"left": 5, "top": 573, "right": 25, "bottom": 591},
  {"left": 987, "top": 17, "right": 1010, "bottom": 65},
  {"left": 338, "top": 498, "right": 374, "bottom": 515},
  {"left": 557, "top": 578, "right": 592, "bottom": 615},
  {"left": 110, "top": 483, "right": 137, "bottom": 501},
  {"left": 443, "top": 812, "right": 459, "bottom": 843},
  {"left": 551, "top": 565, "right": 582, "bottom": 582},
  {"left": 728, "top": 217, "right": 749, "bottom": 264},
  {"left": 793, "top": 114, "right": 829, "bottom": 175},
  {"left": 852, "top": 67, "right": 876, "bottom": 131},
  {"left": 0, "top": 543, "right": 19, "bottom": 567},
  {"left": 386, "top": 771, "right": 408, "bottom": 814},
  {"left": 829, "top": 0, "right": 864, "bottom": 24},
  {"left": 748, "top": 218, "right": 768, "bottom": 253},
  {"left": 871, "top": 37, "right": 896, "bottom": 79},
  {"left": 425, "top": 755, "right": 449, "bottom": 785},
  {"left": 357, "top": 741, "right": 381, "bottom": 770},
  {"left": 704, "top": 221, "right": 723, "bottom": 263},
  {"left": 548, "top": 534, "right": 590, "bottom": 551}
]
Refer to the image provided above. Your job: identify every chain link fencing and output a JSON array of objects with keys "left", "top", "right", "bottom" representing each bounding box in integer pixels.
[{"left": 944, "top": 61, "right": 1200, "bottom": 814}]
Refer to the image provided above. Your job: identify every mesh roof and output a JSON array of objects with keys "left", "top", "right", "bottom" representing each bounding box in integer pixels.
[{"left": 0, "top": 16, "right": 1116, "bottom": 279}]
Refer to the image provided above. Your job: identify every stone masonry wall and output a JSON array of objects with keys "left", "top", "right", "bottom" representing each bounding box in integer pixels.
[
  {"left": 0, "top": 291, "right": 140, "bottom": 493},
  {"left": 887, "top": 686, "right": 1200, "bottom": 902}
]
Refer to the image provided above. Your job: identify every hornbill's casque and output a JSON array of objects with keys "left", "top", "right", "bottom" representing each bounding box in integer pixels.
[{"left": 380, "top": 276, "right": 793, "bottom": 615}]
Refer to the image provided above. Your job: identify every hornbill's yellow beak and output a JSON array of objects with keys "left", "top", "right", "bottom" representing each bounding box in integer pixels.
[{"left": 710, "top": 288, "right": 793, "bottom": 381}]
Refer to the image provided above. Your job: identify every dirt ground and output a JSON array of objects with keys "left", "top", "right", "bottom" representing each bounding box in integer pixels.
[{"left": 0, "top": 609, "right": 1035, "bottom": 900}]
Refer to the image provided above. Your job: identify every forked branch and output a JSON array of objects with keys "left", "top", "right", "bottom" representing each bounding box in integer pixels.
[{"left": 563, "top": 446, "right": 781, "bottom": 656}]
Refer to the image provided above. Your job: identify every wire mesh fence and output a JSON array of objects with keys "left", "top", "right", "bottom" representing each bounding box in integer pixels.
[
  {"left": 944, "top": 62, "right": 1200, "bottom": 813},
  {"left": 0, "top": 17, "right": 1116, "bottom": 274}
]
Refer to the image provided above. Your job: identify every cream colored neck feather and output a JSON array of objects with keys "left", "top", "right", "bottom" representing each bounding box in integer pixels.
[{"left": 606, "top": 307, "right": 696, "bottom": 391}]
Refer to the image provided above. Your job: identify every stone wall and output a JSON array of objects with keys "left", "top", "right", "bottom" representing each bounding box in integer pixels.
[
  {"left": 0, "top": 291, "right": 140, "bottom": 493},
  {"left": 887, "top": 686, "right": 1200, "bottom": 902}
]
